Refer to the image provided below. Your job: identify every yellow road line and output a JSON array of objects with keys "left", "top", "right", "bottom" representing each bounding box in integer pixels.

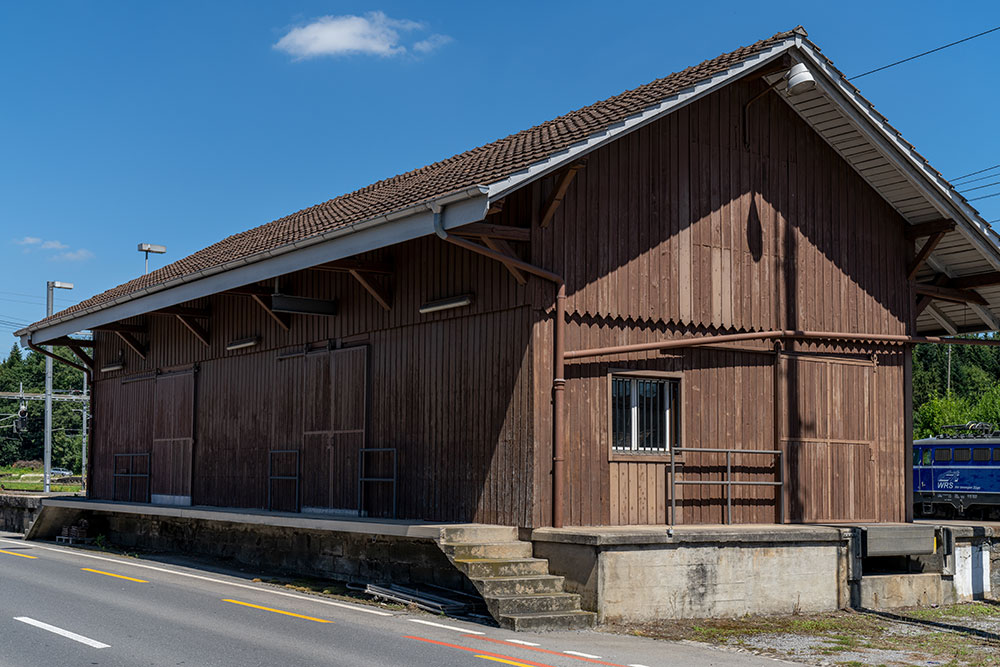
[
  {"left": 81, "top": 568, "right": 149, "bottom": 583},
  {"left": 222, "top": 599, "right": 332, "bottom": 623},
  {"left": 0, "top": 549, "right": 37, "bottom": 559},
  {"left": 476, "top": 656, "right": 534, "bottom": 667}
]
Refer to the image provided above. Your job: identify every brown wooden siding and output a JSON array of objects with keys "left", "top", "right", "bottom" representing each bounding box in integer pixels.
[
  {"left": 91, "top": 70, "right": 913, "bottom": 528},
  {"left": 90, "top": 234, "right": 535, "bottom": 524},
  {"left": 524, "top": 74, "right": 911, "bottom": 527}
]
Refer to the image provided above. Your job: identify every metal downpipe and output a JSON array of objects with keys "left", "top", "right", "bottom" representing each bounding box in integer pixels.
[{"left": 432, "top": 206, "right": 568, "bottom": 528}]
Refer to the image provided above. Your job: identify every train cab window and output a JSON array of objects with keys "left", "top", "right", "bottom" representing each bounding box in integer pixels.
[
  {"left": 954, "top": 448, "right": 972, "bottom": 463},
  {"left": 923, "top": 449, "right": 932, "bottom": 465},
  {"left": 974, "top": 448, "right": 991, "bottom": 462},
  {"left": 994, "top": 448, "right": 1000, "bottom": 462},
  {"left": 913, "top": 448, "right": 922, "bottom": 466},
  {"left": 934, "top": 448, "right": 952, "bottom": 463}
]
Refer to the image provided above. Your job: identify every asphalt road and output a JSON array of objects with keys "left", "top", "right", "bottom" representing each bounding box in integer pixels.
[{"left": 0, "top": 531, "right": 787, "bottom": 667}]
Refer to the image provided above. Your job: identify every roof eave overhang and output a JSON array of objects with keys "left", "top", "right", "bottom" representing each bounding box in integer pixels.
[
  {"left": 791, "top": 41, "right": 1000, "bottom": 274},
  {"left": 20, "top": 186, "right": 490, "bottom": 346}
]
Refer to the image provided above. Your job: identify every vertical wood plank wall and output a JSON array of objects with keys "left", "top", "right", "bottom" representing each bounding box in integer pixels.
[
  {"left": 90, "top": 72, "right": 913, "bottom": 528},
  {"left": 90, "top": 235, "right": 535, "bottom": 525},
  {"left": 523, "top": 75, "right": 911, "bottom": 526}
]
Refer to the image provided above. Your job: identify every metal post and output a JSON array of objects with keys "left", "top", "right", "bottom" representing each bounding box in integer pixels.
[
  {"left": 44, "top": 282, "right": 53, "bottom": 493},
  {"left": 670, "top": 445, "right": 677, "bottom": 531},
  {"left": 80, "top": 373, "right": 88, "bottom": 494},
  {"left": 726, "top": 450, "right": 732, "bottom": 525},
  {"left": 778, "top": 450, "right": 785, "bottom": 525}
]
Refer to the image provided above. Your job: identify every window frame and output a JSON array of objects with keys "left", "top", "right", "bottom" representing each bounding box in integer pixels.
[{"left": 607, "top": 369, "right": 683, "bottom": 463}]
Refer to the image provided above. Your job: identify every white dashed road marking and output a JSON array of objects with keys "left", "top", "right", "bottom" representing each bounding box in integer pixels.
[
  {"left": 565, "top": 651, "right": 602, "bottom": 659},
  {"left": 407, "top": 618, "right": 485, "bottom": 635},
  {"left": 14, "top": 617, "right": 110, "bottom": 649}
]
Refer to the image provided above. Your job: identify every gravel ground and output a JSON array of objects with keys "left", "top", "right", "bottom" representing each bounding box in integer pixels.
[{"left": 605, "top": 601, "right": 1000, "bottom": 666}]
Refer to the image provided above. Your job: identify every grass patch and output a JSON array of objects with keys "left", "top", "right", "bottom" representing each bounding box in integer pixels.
[
  {"left": 607, "top": 607, "right": 1000, "bottom": 667},
  {"left": 0, "top": 481, "right": 81, "bottom": 492},
  {"left": 907, "top": 603, "right": 1000, "bottom": 622}
]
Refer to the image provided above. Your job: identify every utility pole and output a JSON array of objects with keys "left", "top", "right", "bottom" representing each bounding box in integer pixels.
[
  {"left": 947, "top": 345, "right": 953, "bottom": 395},
  {"left": 44, "top": 280, "right": 73, "bottom": 493},
  {"left": 81, "top": 373, "right": 88, "bottom": 493}
]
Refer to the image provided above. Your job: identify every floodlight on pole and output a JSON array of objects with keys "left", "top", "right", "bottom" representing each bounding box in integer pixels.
[
  {"left": 44, "top": 280, "right": 74, "bottom": 493},
  {"left": 138, "top": 243, "right": 166, "bottom": 275}
]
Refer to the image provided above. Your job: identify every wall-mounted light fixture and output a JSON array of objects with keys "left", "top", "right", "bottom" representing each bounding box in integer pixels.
[
  {"left": 100, "top": 361, "right": 125, "bottom": 373},
  {"left": 226, "top": 336, "right": 260, "bottom": 351},
  {"left": 743, "top": 61, "right": 817, "bottom": 149},
  {"left": 419, "top": 293, "right": 473, "bottom": 314}
]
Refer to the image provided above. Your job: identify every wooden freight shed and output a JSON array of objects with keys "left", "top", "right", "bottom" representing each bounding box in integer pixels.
[{"left": 18, "top": 27, "right": 1000, "bottom": 529}]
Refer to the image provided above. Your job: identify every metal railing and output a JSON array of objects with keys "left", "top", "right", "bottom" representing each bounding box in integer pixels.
[
  {"left": 358, "top": 448, "right": 397, "bottom": 519},
  {"left": 112, "top": 453, "right": 150, "bottom": 503},
  {"left": 670, "top": 446, "right": 784, "bottom": 525},
  {"left": 267, "top": 449, "right": 300, "bottom": 512}
]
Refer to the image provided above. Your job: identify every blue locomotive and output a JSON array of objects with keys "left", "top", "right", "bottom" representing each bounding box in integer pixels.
[{"left": 914, "top": 422, "right": 1000, "bottom": 519}]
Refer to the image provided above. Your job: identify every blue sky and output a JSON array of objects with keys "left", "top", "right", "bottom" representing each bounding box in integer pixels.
[{"left": 2, "top": 2, "right": 999, "bottom": 345}]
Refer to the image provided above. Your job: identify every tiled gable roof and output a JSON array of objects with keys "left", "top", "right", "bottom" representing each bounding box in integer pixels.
[{"left": 26, "top": 28, "right": 801, "bottom": 331}]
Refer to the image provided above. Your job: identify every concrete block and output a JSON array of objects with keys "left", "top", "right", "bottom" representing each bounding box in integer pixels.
[{"left": 860, "top": 573, "right": 942, "bottom": 609}]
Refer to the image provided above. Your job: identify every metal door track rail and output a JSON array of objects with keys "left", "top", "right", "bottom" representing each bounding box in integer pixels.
[{"left": 670, "top": 446, "right": 784, "bottom": 526}]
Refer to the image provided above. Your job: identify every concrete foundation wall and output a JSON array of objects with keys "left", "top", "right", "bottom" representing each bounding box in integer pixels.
[
  {"left": 598, "top": 543, "right": 843, "bottom": 621},
  {"left": 533, "top": 526, "right": 851, "bottom": 623},
  {"left": 97, "top": 512, "right": 471, "bottom": 592}
]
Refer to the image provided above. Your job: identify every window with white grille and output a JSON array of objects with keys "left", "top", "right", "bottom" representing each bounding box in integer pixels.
[{"left": 611, "top": 375, "right": 680, "bottom": 453}]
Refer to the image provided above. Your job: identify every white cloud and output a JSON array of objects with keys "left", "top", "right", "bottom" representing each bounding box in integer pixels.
[
  {"left": 50, "top": 248, "right": 94, "bottom": 262},
  {"left": 413, "top": 34, "right": 452, "bottom": 54},
  {"left": 274, "top": 11, "right": 450, "bottom": 59},
  {"left": 41, "top": 240, "right": 69, "bottom": 250},
  {"left": 14, "top": 237, "right": 41, "bottom": 245}
]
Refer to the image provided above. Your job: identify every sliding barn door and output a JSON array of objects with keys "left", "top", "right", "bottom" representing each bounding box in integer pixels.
[
  {"left": 779, "top": 354, "right": 876, "bottom": 523},
  {"left": 299, "top": 345, "right": 368, "bottom": 513},
  {"left": 151, "top": 370, "right": 195, "bottom": 506},
  {"left": 329, "top": 346, "right": 368, "bottom": 511}
]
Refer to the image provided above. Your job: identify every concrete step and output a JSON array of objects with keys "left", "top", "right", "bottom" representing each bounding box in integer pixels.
[
  {"left": 439, "top": 525, "right": 519, "bottom": 544},
  {"left": 485, "top": 592, "right": 582, "bottom": 616},
  {"left": 473, "top": 574, "right": 565, "bottom": 597},
  {"left": 440, "top": 541, "right": 533, "bottom": 560},
  {"left": 453, "top": 557, "right": 550, "bottom": 578},
  {"left": 498, "top": 610, "right": 596, "bottom": 632}
]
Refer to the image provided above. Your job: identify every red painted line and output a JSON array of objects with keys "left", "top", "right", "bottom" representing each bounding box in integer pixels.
[
  {"left": 405, "top": 635, "right": 559, "bottom": 667},
  {"left": 466, "top": 635, "right": 628, "bottom": 667}
]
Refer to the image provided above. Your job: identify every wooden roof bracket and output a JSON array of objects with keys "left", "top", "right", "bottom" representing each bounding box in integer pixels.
[
  {"left": 348, "top": 269, "right": 392, "bottom": 311},
  {"left": 176, "top": 314, "right": 210, "bottom": 347},
  {"left": 115, "top": 330, "right": 147, "bottom": 360},
  {"left": 251, "top": 293, "right": 291, "bottom": 331},
  {"left": 904, "top": 218, "right": 955, "bottom": 240},
  {"left": 539, "top": 159, "right": 588, "bottom": 228},
  {"left": 66, "top": 343, "right": 95, "bottom": 371},
  {"left": 26, "top": 338, "right": 92, "bottom": 380},
  {"left": 479, "top": 236, "right": 527, "bottom": 285},
  {"left": 912, "top": 283, "right": 988, "bottom": 306},
  {"left": 906, "top": 230, "right": 947, "bottom": 280}
]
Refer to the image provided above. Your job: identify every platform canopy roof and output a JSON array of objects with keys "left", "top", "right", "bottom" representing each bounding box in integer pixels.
[{"left": 18, "top": 26, "right": 1000, "bottom": 345}]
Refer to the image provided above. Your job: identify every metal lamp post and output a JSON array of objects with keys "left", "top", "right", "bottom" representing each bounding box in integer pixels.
[{"left": 44, "top": 280, "right": 73, "bottom": 493}]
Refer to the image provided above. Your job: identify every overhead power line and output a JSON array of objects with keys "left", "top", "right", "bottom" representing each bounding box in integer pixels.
[
  {"left": 953, "top": 163, "right": 1000, "bottom": 182},
  {"left": 968, "top": 191, "right": 1000, "bottom": 202},
  {"left": 851, "top": 25, "right": 1000, "bottom": 79},
  {"left": 953, "top": 170, "right": 1000, "bottom": 186},
  {"left": 958, "top": 180, "right": 1000, "bottom": 193}
]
